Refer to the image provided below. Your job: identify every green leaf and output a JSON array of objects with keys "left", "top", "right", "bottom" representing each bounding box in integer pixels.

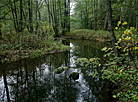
[
  {"left": 101, "top": 47, "right": 107, "bottom": 51},
  {"left": 113, "top": 95, "right": 117, "bottom": 98}
]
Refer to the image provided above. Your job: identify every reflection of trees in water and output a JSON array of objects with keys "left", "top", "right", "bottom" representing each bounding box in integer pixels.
[
  {"left": 80, "top": 63, "right": 111, "bottom": 102},
  {"left": 0, "top": 51, "right": 71, "bottom": 102},
  {"left": 0, "top": 40, "right": 112, "bottom": 102},
  {"left": 71, "top": 40, "right": 106, "bottom": 64},
  {"left": 70, "top": 40, "right": 111, "bottom": 63}
]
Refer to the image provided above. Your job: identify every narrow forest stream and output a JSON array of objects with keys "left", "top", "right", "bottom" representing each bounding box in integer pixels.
[{"left": 0, "top": 39, "right": 113, "bottom": 102}]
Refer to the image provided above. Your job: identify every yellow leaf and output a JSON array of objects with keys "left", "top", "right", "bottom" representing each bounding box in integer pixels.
[
  {"left": 115, "top": 27, "right": 118, "bottom": 30},
  {"left": 119, "top": 69, "right": 123, "bottom": 74},
  {"left": 117, "top": 21, "right": 121, "bottom": 27},
  {"left": 118, "top": 38, "right": 121, "bottom": 43},
  {"left": 135, "top": 47, "right": 138, "bottom": 50},
  {"left": 130, "top": 27, "right": 135, "bottom": 30},
  {"left": 89, "top": 58, "right": 94, "bottom": 62},
  {"left": 122, "top": 22, "right": 128, "bottom": 25},
  {"left": 122, "top": 36, "right": 124, "bottom": 39},
  {"left": 124, "top": 29, "right": 129, "bottom": 35},
  {"left": 124, "top": 36, "right": 131, "bottom": 41},
  {"left": 118, "top": 46, "right": 121, "bottom": 49}
]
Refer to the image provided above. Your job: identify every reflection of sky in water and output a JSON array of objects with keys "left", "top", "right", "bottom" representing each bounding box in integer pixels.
[
  {"left": 0, "top": 77, "right": 5, "bottom": 100},
  {"left": 42, "top": 64, "right": 50, "bottom": 75},
  {"left": 70, "top": 43, "right": 77, "bottom": 67},
  {"left": 0, "top": 41, "right": 111, "bottom": 102},
  {"left": 0, "top": 77, "right": 4, "bottom": 88}
]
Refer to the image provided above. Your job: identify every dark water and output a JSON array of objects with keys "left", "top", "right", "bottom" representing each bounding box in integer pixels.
[{"left": 0, "top": 40, "right": 112, "bottom": 102}]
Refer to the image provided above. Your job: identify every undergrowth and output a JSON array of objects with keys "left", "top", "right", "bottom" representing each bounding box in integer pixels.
[
  {"left": 0, "top": 27, "right": 70, "bottom": 64},
  {"left": 75, "top": 21, "right": 138, "bottom": 101}
]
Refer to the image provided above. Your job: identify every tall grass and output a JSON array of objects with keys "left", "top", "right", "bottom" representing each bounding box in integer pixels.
[{"left": 66, "top": 29, "right": 118, "bottom": 41}]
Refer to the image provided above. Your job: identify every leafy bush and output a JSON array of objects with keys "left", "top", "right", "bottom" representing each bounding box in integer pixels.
[
  {"left": 76, "top": 21, "right": 138, "bottom": 101},
  {"left": 101, "top": 21, "right": 138, "bottom": 101}
]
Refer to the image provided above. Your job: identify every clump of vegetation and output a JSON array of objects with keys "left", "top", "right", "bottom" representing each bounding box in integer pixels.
[
  {"left": 76, "top": 58, "right": 101, "bottom": 77},
  {"left": 65, "top": 29, "right": 118, "bottom": 42},
  {"left": 76, "top": 57, "right": 100, "bottom": 67},
  {"left": 54, "top": 66, "right": 69, "bottom": 74},
  {"left": 101, "top": 21, "right": 138, "bottom": 101},
  {"left": 76, "top": 21, "right": 138, "bottom": 101},
  {"left": 0, "top": 24, "right": 71, "bottom": 64}
]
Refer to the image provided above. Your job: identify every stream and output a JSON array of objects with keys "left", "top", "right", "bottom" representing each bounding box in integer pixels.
[{"left": 0, "top": 39, "right": 113, "bottom": 102}]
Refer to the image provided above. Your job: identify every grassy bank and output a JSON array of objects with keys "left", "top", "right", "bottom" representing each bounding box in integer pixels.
[
  {"left": 65, "top": 29, "right": 118, "bottom": 42},
  {"left": 0, "top": 31, "right": 71, "bottom": 64}
]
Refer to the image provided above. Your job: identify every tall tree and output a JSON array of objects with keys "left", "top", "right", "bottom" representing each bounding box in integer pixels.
[
  {"left": 106, "top": 0, "right": 119, "bottom": 57},
  {"left": 45, "top": 0, "right": 60, "bottom": 37},
  {"left": 136, "top": 0, "right": 138, "bottom": 35},
  {"left": 28, "top": 0, "right": 33, "bottom": 33},
  {"left": 0, "top": 6, "right": 2, "bottom": 38}
]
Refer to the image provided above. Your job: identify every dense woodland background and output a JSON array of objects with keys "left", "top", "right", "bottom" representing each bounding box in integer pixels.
[{"left": 0, "top": 0, "right": 138, "bottom": 37}]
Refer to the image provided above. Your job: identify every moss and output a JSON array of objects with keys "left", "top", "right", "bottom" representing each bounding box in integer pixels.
[{"left": 54, "top": 66, "right": 69, "bottom": 74}]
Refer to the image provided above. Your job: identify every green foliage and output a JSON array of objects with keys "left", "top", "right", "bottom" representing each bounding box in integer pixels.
[
  {"left": 72, "top": 0, "right": 137, "bottom": 30},
  {"left": 66, "top": 29, "right": 112, "bottom": 41},
  {"left": 76, "top": 58, "right": 100, "bottom": 66},
  {"left": 76, "top": 57, "right": 101, "bottom": 77},
  {"left": 101, "top": 22, "right": 138, "bottom": 101},
  {"left": 54, "top": 66, "right": 69, "bottom": 74},
  {"left": 76, "top": 21, "right": 138, "bottom": 101},
  {"left": 0, "top": 26, "right": 70, "bottom": 63}
]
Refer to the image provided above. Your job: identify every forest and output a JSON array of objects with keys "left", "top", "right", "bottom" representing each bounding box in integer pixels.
[{"left": 0, "top": 0, "right": 138, "bottom": 101}]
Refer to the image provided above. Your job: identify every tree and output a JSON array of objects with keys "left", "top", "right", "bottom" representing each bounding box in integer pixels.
[
  {"left": 106, "top": 0, "right": 119, "bottom": 57},
  {"left": 27, "top": 0, "right": 33, "bottom": 33},
  {"left": 136, "top": 0, "right": 138, "bottom": 35},
  {"left": 0, "top": 9, "right": 1, "bottom": 39}
]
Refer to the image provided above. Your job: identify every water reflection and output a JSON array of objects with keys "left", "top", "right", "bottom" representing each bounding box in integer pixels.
[{"left": 0, "top": 40, "right": 112, "bottom": 102}]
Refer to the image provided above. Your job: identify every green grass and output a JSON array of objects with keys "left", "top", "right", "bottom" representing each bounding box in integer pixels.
[{"left": 65, "top": 29, "right": 118, "bottom": 42}]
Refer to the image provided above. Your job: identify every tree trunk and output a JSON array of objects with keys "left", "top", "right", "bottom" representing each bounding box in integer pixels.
[
  {"left": 35, "top": 0, "right": 39, "bottom": 32},
  {"left": 90, "top": 0, "right": 93, "bottom": 29},
  {"left": 63, "top": 0, "right": 67, "bottom": 35},
  {"left": 67, "top": 0, "right": 70, "bottom": 32},
  {"left": 19, "top": 0, "right": 23, "bottom": 32},
  {"left": 94, "top": 0, "right": 97, "bottom": 30},
  {"left": 0, "top": 23, "right": 2, "bottom": 39},
  {"left": 53, "top": 0, "right": 59, "bottom": 37},
  {"left": 58, "top": 0, "right": 64, "bottom": 31},
  {"left": 104, "top": 12, "right": 108, "bottom": 30},
  {"left": 45, "top": 0, "right": 59, "bottom": 37},
  {"left": 106, "top": 0, "right": 119, "bottom": 57},
  {"left": 136, "top": 0, "right": 138, "bottom": 35},
  {"left": 0, "top": 2, "right": 2, "bottom": 39},
  {"left": 28, "top": 0, "right": 33, "bottom": 33},
  {"left": 0, "top": 5, "right": 2, "bottom": 39},
  {"left": 10, "top": 0, "right": 24, "bottom": 33}
]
